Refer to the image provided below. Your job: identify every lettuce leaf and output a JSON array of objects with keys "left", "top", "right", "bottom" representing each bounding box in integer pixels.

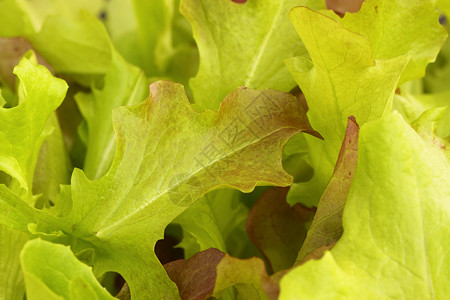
[
  {"left": 285, "top": 6, "right": 409, "bottom": 206},
  {"left": 181, "top": 0, "right": 324, "bottom": 110},
  {"left": 0, "top": 80, "right": 316, "bottom": 298},
  {"left": 0, "top": 57, "right": 67, "bottom": 196},
  {"left": 165, "top": 248, "right": 278, "bottom": 300},
  {"left": 21, "top": 239, "right": 115, "bottom": 300},
  {"left": 280, "top": 113, "right": 450, "bottom": 299},
  {"left": 0, "top": 226, "right": 28, "bottom": 300},
  {"left": 296, "top": 116, "right": 359, "bottom": 263},
  {"left": 75, "top": 52, "right": 148, "bottom": 179}
]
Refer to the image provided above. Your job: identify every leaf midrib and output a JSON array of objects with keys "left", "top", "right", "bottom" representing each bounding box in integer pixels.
[{"left": 95, "top": 124, "right": 297, "bottom": 238}]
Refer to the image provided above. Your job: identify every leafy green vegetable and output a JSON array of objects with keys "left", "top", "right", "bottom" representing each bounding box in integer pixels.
[
  {"left": 0, "top": 79, "right": 315, "bottom": 298},
  {"left": 296, "top": 116, "right": 359, "bottom": 263},
  {"left": 280, "top": 113, "right": 450, "bottom": 299},
  {"left": 0, "top": 0, "right": 449, "bottom": 299},
  {"left": 181, "top": 0, "right": 324, "bottom": 110},
  {"left": 0, "top": 226, "right": 28, "bottom": 300},
  {"left": 285, "top": 6, "right": 409, "bottom": 206},
  {"left": 21, "top": 239, "right": 115, "bottom": 300},
  {"left": 174, "top": 189, "right": 256, "bottom": 260},
  {"left": 75, "top": 52, "right": 148, "bottom": 179},
  {"left": 165, "top": 248, "right": 278, "bottom": 300},
  {"left": 0, "top": 57, "right": 67, "bottom": 195},
  {"left": 322, "top": 0, "right": 446, "bottom": 83}
]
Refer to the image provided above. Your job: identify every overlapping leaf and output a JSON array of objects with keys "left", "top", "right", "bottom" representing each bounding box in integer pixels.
[
  {"left": 323, "top": 0, "right": 447, "bottom": 83},
  {"left": 286, "top": 7, "right": 409, "bottom": 206},
  {"left": 296, "top": 116, "right": 359, "bottom": 262},
  {"left": 246, "top": 187, "right": 314, "bottom": 272},
  {"left": 165, "top": 248, "right": 278, "bottom": 300},
  {"left": 174, "top": 189, "right": 256, "bottom": 260},
  {"left": 75, "top": 53, "right": 148, "bottom": 179},
  {"left": 21, "top": 239, "right": 115, "bottom": 300},
  {"left": 181, "top": 0, "right": 324, "bottom": 110},
  {"left": 0, "top": 226, "right": 28, "bottom": 300},
  {"left": 0, "top": 81, "right": 317, "bottom": 298},
  {"left": 280, "top": 113, "right": 450, "bottom": 299},
  {"left": 0, "top": 58, "right": 67, "bottom": 195}
]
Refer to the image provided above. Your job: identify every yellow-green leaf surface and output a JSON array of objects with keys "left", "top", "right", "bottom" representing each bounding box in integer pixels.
[
  {"left": 0, "top": 81, "right": 316, "bottom": 298},
  {"left": 130, "top": 0, "right": 174, "bottom": 74},
  {"left": 323, "top": 0, "right": 447, "bottom": 83},
  {"left": 0, "top": 90, "right": 5, "bottom": 107},
  {"left": 174, "top": 189, "right": 242, "bottom": 259},
  {"left": 181, "top": 0, "right": 324, "bottom": 110},
  {"left": 64, "top": 81, "right": 315, "bottom": 298},
  {"left": 29, "top": 11, "right": 112, "bottom": 75},
  {"left": 394, "top": 90, "right": 450, "bottom": 139},
  {"left": 0, "top": 225, "right": 28, "bottom": 300},
  {"left": 21, "top": 239, "right": 115, "bottom": 300},
  {"left": 33, "top": 113, "right": 72, "bottom": 207},
  {"left": 280, "top": 113, "right": 450, "bottom": 299},
  {"left": 75, "top": 52, "right": 148, "bottom": 180},
  {"left": 0, "top": 58, "right": 67, "bottom": 195},
  {"left": 285, "top": 7, "right": 409, "bottom": 206}
]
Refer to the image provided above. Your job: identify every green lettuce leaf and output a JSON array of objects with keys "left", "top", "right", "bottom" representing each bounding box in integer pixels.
[
  {"left": 106, "top": 0, "right": 198, "bottom": 85},
  {"left": 21, "top": 239, "right": 115, "bottom": 300},
  {"left": 181, "top": 0, "right": 324, "bottom": 110},
  {"left": 75, "top": 52, "right": 148, "bottom": 179},
  {"left": 64, "top": 82, "right": 315, "bottom": 298},
  {"left": 279, "top": 112, "right": 450, "bottom": 299},
  {"left": 0, "top": 81, "right": 316, "bottom": 298},
  {"left": 105, "top": 0, "right": 174, "bottom": 76},
  {"left": 0, "top": 226, "right": 28, "bottom": 300},
  {"left": 0, "top": 0, "right": 34, "bottom": 37},
  {"left": 174, "top": 189, "right": 250, "bottom": 259},
  {"left": 29, "top": 11, "right": 112, "bottom": 76},
  {"left": 286, "top": 6, "right": 409, "bottom": 206},
  {"left": 0, "top": 57, "right": 67, "bottom": 196},
  {"left": 424, "top": 21, "right": 450, "bottom": 93},
  {"left": 0, "top": 90, "right": 5, "bottom": 107},
  {"left": 33, "top": 114, "right": 72, "bottom": 208},
  {"left": 394, "top": 90, "right": 450, "bottom": 139},
  {"left": 322, "top": 0, "right": 447, "bottom": 83},
  {"left": 129, "top": 0, "right": 174, "bottom": 75}
]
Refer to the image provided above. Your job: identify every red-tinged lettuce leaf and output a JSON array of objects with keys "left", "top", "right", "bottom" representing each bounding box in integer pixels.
[
  {"left": 0, "top": 81, "right": 317, "bottom": 299},
  {"left": 326, "top": 0, "right": 365, "bottom": 15},
  {"left": 296, "top": 116, "right": 359, "bottom": 263},
  {"left": 180, "top": 0, "right": 325, "bottom": 110},
  {"left": 0, "top": 37, "right": 52, "bottom": 91},
  {"left": 246, "top": 187, "right": 315, "bottom": 273},
  {"left": 164, "top": 248, "right": 279, "bottom": 300},
  {"left": 279, "top": 113, "right": 450, "bottom": 299}
]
